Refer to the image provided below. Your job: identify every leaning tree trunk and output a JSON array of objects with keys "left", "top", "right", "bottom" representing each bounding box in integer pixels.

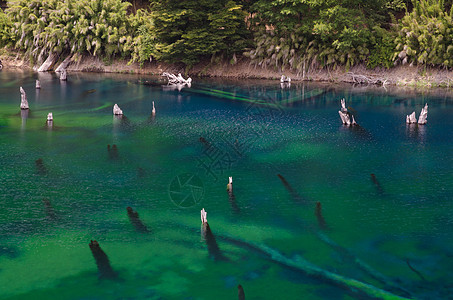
[
  {"left": 37, "top": 53, "right": 58, "bottom": 72},
  {"left": 55, "top": 55, "right": 73, "bottom": 73}
]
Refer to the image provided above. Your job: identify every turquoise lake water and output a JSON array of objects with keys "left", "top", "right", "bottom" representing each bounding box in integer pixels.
[{"left": 0, "top": 70, "right": 452, "bottom": 299}]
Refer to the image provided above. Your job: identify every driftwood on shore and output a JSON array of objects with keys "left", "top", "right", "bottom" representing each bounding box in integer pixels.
[
  {"left": 162, "top": 72, "right": 192, "bottom": 85},
  {"left": 280, "top": 75, "right": 291, "bottom": 83},
  {"left": 348, "top": 72, "right": 389, "bottom": 86}
]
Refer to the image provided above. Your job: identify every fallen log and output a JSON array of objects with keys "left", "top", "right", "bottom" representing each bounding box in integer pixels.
[
  {"left": 171, "top": 218, "right": 411, "bottom": 299},
  {"left": 347, "top": 72, "right": 389, "bottom": 86},
  {"left": 223, "top": 235, "right": 410, "bottom": 299}
]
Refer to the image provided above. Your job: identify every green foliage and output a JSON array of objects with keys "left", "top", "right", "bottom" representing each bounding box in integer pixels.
[
  {"left": 367, "top": 26, "right": 397, "bottom": 69},
  {"left": 385, "top": 0, "right": 408, "bottom": 11},
  {"left": 6, "top": 0, "right": 140, "bottom": 60},
  {"left": 3, "top": 0, "right": 451, "bottom": 71},
  {"left": 311, "top": 5, "right": 373, "bottom": 69},
  {"left": 123, "top": 8, "right": 154, "bottom": 65},
  {"left": 0, "top": 8, "right": 13, "bottom": 47},
  {"left": 147, "top": 0, "right": 250, "bottom": 67},
  {"left": 394, "top": 0, "right": 453, "bottom": 67},
  {"left": 245, "top": 25, "right": 310, "bottom": 72},
  {"left": 244, "top": 0, "right": 403, "bottom": 71}
]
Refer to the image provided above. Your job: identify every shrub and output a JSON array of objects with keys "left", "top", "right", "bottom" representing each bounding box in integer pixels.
[
  {"left": 244, "top": 0, "right": 397, "bottom": 72},
  {"left": 0, "top": 8, "right": 13, "bottom": 47},
  {"left": 394, "top": 0, "right": 453, "bottom": 67},
  {"left": 6, "top": 0, "right": 140, "bottom": 60}
]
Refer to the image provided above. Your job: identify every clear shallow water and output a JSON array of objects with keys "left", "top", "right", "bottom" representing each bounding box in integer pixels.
[{"left": 0, "top": 70, "right": 452, "bottom": 299}]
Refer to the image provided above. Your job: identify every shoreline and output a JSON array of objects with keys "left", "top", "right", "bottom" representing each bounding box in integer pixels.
[{"left": 2, "top": 51, "right": 453, "bottom": 88}]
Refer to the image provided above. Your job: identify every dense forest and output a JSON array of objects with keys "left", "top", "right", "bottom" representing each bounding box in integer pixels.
[{"left": 1, "top": 0, "right": 453, "bottom": 72}]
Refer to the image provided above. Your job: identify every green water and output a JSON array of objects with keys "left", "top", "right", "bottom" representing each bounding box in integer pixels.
[{"left": 0, "top": 70, "right": 452, "bottom": 299}]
